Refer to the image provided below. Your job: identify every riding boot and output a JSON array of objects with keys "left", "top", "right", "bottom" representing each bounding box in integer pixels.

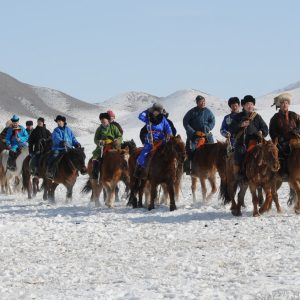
[
  {"left": 7, "top": 150, "right": 17, "bottom": 171},
  {"left": 46, "top": 165, "right": 56, "bottom": 180},
  {"left": 92, "top": 160, "right": 100, "bottom": 180},
  {"left": 133, "top": 164, "right": 147, "bottom": 179},
  {"left": 183, "top": 159, "right": 191, "bottom": 175}
]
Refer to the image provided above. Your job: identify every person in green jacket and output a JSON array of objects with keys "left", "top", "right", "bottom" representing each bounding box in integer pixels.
[{"left": 91, "top": 112, "right": 123, "bottom": 179}]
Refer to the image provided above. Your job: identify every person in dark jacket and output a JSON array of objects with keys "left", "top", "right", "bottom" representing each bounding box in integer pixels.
[
  {"left": 29, "top": 117, "right": 52, "bottom": 176},
  {"left": 107, "top": 110, "right": 123, "bottom": 135},
  {"left": 183, "top": 95, "right": 216, "bottom": 174},
  {"left": 269, "top": 93, "right": 300, "bottom": 175},
  {"left": 220, "top": 97, "right": 240, "bottom": 149},
  {"left": 0, "top": 120, "right": 12, "bottom": 153},
  {"left": 139, "top": 109, "right": 177, "bottom": 145},
  {"left": 26, "top": 120, "right": 34, "bottom": 136},
  {"left": 229, "top": 95, "right": 268, "bottom": 177}
]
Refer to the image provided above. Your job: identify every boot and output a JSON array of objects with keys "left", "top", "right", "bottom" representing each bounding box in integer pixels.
[
  {"left": 133, "top": 164, "right": 147, "bottom": 179},
  {"left": 46, "top": 165, "right": 56, "bottom": 180},
  {"left": 183, "top": 159, "right": 191, "bottom": 175},
  {"left": 7, "top": 150, "right": 17, "bottom": 171},
  {"left": 92, "top": 160, "right": 100, "bottom": 180}
]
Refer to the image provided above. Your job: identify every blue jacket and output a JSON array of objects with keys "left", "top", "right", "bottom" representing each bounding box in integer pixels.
[
  {"left": 138, "top": 110, "right": 172, "bottom": 143},
  {"left": 6, "top": 126, "right": 29, "bottom": 148},
  {"left": 52, "top": 126, "right": 79, "bottom": 151},
  {"left": 183, "top": 107, "right": 215, "bottom": 140},
  {"left": 220, "top": 112, "right": 239, "bottom": 145}
]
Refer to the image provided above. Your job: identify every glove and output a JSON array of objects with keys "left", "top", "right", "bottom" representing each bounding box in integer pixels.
[
  {"left": 225, "top": 132, "right": 231, "bottom": 138},
  {"left": 113, "top": 139, "right": 119, "bottom": 147},
  {"left": 99, "top": 140, "right": 105, "bottom": 146}
]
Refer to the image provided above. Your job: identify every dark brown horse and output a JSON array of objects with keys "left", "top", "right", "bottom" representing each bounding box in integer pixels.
[
  {"left": 245, "top": 139, "right": 281, "bottom": 216},
  {"left": 129, "top": 135, "right": 186, "bottom": 211},
  {"left": 31, "top": 148, "right": 87, "bottom": 202},
  {"left": 191, "top": 141, "right": 227, "bottom": 203},
  {"left": 83, "top": 141, "right": 134, "bottom": 207}
]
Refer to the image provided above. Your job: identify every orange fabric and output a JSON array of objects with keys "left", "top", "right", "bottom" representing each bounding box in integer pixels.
[
  {"left": 247, "top": 140, "right": 257, "bottom": 152},
  {"left": 196, "top": 138, "right": 206, "bottom": 149},
  {"left": 195, "top": 131, "right": 206, "bottom": 138}
]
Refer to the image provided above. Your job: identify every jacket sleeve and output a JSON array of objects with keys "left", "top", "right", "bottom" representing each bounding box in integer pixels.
[
  {"left": 163, "top": 118, "right": 172, "bottom": 135},
  {"left": 112, "top": 125, "right": 122, "bottom": 144},
  {"left": 269, "top": 115, "right": 278, "bottom": 141},
  {"left": 5, "top": 128, "right": 12, "bottom": 146},
  {"left": 52, "top": 128, "right": 63, "bottom": 147},
  {"left": 220, "top": 116, "right": 228, "bottom": 137},
  {"left": 228, "top": 117, "right": 242, "bottom": 135},
  {"left": 69, "top": 129, "right": 79, "bottom": 146},
  {"left": 46, "top": 129, "right": 52, "bottom": 140},
  {"left": 20, "top": 127, "right": 29, "bottom": 143},
  {"left": 94, "top": 127, "right": 101, "bottom": 146},
  {"left": 183, "top": 109, "right": 195, "bottom": 138},
  {"left": 28, "top": 130, "right": 35, "bottom": 153},
  {"left": 168, "top": 119, "right": 177, "bottom": 136},
  {"left": 140, "top": 125, "right": 147, "bottom": 144},
  {"left": 258, "top": 115, "right": 268, "bottom": 137},
  {"left": 205, "top": 109, "right": 215, "bottom": 133},
  {"left": 138, "top": 110, "right": 149, "bottom": 123}
]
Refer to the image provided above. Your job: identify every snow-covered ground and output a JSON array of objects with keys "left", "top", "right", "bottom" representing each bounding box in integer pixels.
[{"left": 1, "top": 100, "right": 300, "bottom": 300}]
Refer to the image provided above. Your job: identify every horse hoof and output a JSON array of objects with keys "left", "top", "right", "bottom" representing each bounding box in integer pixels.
[
  {"left": 258, "top": 207, "right": 267, "bottom": 215},
  {"left": 137, "top": 203, "right": 143, "bottom": 208},
  {"left": 295, "top": 208, "right": 300, "bottom": 214},
  {"left": 231, "top": 210, "right": 242, "bottom": 217},
  {"left": 253, "top": 212, "right": 260, "bottom": 217},
  {"left": 170, "top": 205, "right": 177, "bottom": 211},
  {"left": 148, "top": 205, "right": 154, "bottom": 211}
]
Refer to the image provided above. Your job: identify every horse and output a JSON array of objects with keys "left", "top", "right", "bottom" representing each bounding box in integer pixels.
[
  {"left": 191, "top": 141, "right": 227, "bottom": 203},
  {"left": 0, "top": 147, "right": 29, "bottom": 194},
  {"left": 82, "top": 140, "right": 135, "bottom": 207},
  {"left": 129, "top": 135, "right": 185, "bottom": 211},
  {"left": 244, "top": 139, "right": 281, "bottom": 216},
  {"left": 36, "top": 147, "right": 87, "bottom": 203}
]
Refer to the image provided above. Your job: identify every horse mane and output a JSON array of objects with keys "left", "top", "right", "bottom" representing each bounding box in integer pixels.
[{"left": 121, "top": 139, "right": 137, "bottom": 155}]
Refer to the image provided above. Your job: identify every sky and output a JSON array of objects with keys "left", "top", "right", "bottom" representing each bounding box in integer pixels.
[{"left": 0, "top": 0, "right": 299, "bottom": 103}]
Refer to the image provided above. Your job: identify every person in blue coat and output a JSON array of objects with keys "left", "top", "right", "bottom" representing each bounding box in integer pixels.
[
  {"left": 220, "top": 97, "right": 240, "bottom": 150},
  {"left": 46, "top": 115, "right": 81, "bottom": 179},
  {"left": 183, "top": 95, "right": 216, "bottom": 174},
  {"left": 5, "top": 115, "right": 29, "bottom": 170},
  {"left": 134, "top": 103, "right": 173, "bottom": 179}
]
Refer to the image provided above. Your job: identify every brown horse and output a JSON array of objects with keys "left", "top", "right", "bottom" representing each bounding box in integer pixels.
[
  {"left": 244, "top": 139, "right": 281, "bottom": 216},
  {"left": 191, "top": 141, "right": 227, "bottom": 203},
  {"left": 36, "top": 148, "right": 87, "bottom": 202},
  {"left": 129, "top": 135, "right": 185, "bottom": 211},
  {"left": 83, "top": 141, "right": 134, "bottom": 207},
  {"left": 288, "top": 140, "right": 300, "bottom": 214}
]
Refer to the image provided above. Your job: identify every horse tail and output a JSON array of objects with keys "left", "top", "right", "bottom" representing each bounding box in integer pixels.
[
  {"left": 219, "top": 177, "right": 231, "bottom": 205},
  {"left": 21, "top": 157, "right": 30, "bottom": 192},
  {"left": 81, "top": 179, "right": 92, "bottom": 194}
]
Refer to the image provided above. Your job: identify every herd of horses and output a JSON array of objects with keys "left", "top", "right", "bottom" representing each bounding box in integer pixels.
[{"left": 0, "top": 135, "right": 300, "bottom": 217}]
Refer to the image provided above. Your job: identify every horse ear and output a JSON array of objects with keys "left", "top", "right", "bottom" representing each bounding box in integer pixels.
[
  {"left": 81, "top": 147, "right": 85, "bottom": 151},
  {"left": 274, "top": 137, "right": 278, "bottom": 146},
  {"left": 124, "top": 146, "right": 129, "bottom": 153},
  {"left": 176, "top": 134, "right": 182, "bottom": 140}
]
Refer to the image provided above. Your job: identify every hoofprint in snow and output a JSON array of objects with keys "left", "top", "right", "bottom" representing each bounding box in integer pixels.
[{"left": 1, "top": 101, "right": 300, "bottom": 300}]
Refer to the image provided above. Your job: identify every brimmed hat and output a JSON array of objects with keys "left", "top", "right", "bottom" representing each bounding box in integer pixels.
[
  {"left": 272, "top": 93, "right": 292, "bottom": 108},
  {"left": 228, "top": 97, "right": 240, "bottom": 107},
  {"left": 54, "top": 115, "right": 66, "bottom": 123},
  {"left": 99, "top": 113, "right": 110, "bottom": 120},
  {"left": 242, "top": 95, "right": 256, "bottom": 105},
  {"left": 11, "top": 115, "right": 19, "bottom": 122}
]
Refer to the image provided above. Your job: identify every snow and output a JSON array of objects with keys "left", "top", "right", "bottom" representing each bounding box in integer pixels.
[{"left": 1, "top": 101, "right": 300, "bottom": 299}]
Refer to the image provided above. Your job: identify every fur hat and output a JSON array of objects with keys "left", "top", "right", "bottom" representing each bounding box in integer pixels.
[
  {"left": 26, "top": 120, "right": 33, "bottom": 126},
  {"left": 54, "top": 115, "right": 66, "bottom": 123},
  {"left": 228, "top": 97, "right": 240, "bottom": 107},
  {"left": 272, "top": 93, "right": 292, "bottom": 108},
  {"left": 99, "top": 113, "right": 110, "bottom": 120},
  {"left": 152, "top": 103, "right": 163, "bottom": 113},
  {"left": 242, "top": 95, "right": 256, "bottom": 105},
  {"left": 37, "top": 117, "right": 45, "bottom": 123}
]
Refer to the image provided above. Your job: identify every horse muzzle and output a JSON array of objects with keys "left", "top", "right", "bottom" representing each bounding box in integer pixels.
[{"left": 80, "top": 167, "right": 88, "bottom": 175}]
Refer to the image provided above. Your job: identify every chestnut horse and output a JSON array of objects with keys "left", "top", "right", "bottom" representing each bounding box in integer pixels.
[
  {"left": 191, "top": 141, "right": 227, "bottom": 203},
  {"left": 33, "top": 147, "right": 87, "bottom": 202},
  {"left": 83, "top": 141, "right": 134, "bottom": 208},
  {"left": 245, "top": 139, "right": 281, "bottom": 216},
  {"left": 129, "top": 135, "right": 186, "bottom": 211}
]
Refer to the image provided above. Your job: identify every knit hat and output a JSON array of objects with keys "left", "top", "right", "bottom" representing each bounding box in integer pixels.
[
  {"left": 107, "top": 110, "right": 116, "bottom": 118},
  {"left": 242, "top": 95, "right": 256, "bottom": 105},
  {"left": 272, "top": 93, "right": 292, "bottom": 108},
  {"left": 99, "top": 113, "right": 110, "bottom": 120},
  {"left": 227, "top": 97, "right": 240, "bottom": 107}
]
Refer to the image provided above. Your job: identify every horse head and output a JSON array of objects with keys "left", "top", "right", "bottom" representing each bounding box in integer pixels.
[
  {"left": 165, "top": 135, "right": 186, "bottom": 164},
  {"left": 255, "top": 139, "right": 280, "bottom": 172},
  {"left": 121, "top": 139, "right": 137, "bottom": 156},
  {"left": 68, "top": 147, "right": 87, "bottom": 175}
]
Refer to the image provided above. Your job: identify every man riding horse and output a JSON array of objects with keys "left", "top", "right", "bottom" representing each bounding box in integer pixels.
[
  {"left": 183, "top": 95, "right": 216, "bottom": 175},
  {"left": 5, "top": 115, "right": 29, "bottom": 170},
  {"left": 29, "top": 117, "right": 52, "bottom": 177},
  {"left": 134, "top": 102, "right": 173, "bottom": 179},
  {"left": 229, "top": 95, "right": 268, "bottom": 179},
  {"left": 91, "top": 112, "right": 123, "bottom": 180},
  {"left": 46, "top": 115, "right": 81, "bottom": 180},
  {"left": 0, "top": 120, "right": 12, "bottom": 153}
]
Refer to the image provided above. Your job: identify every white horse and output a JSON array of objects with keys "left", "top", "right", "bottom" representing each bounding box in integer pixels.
[{"left": 1, "top": 147, "right": 29, "bottom": 194}]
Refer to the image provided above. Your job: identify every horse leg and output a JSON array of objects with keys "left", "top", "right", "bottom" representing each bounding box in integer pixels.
[
  {"left": 103, "top": 182, "right": 114, "bottom": 208},
  {"left": 206, "top": 174, "right": 217, "bottom": 201},
  {"left": 115, "top": 185, "right": 120, "bottom": 202},
  {"left": 200, "top": 177, "right": 207, "bottom": 201},
  {"left": 235, "top": 182, "right": 247, "bottom": 216},
  {"left": 32, "top": 177, "right": 38, "bottom": 198},
  {"left": 66, "top": 186, "right": 73, "bottom": 203},
  {"left": 148, "top": 182, "right": 157, "bottom": 211},
  {"left": 291, "top": 180, "right": 300, "bottom": 214},
  {"left": 257, "top": 187, "right": 264, "bottom": 207},
  {"left": 272, "top": 187, "right": 282, "bottom": 213},
  {"left": 191, "top": 177, "right": 197, "bottom": 203},
  {"left": 259, "top": 186, "right": 272, "bottom": 215},
  {"left": 249, "top": 183, "right": 259, "bottom": 217},
  {"left": 167, "top": 180, "right": 176, "bottom": 211},
  {"left": 138, "top": 180, "right": 146, "bottom": 208}
]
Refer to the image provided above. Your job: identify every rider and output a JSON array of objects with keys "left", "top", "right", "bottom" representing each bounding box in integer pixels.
[
  {"left": 220, "top": 97, "right": 240, "bottom": 150},
  {"left": 5, "top": 115, "right": 29, "bottom": 170},
  {"left": 91, "top": 112, "right": 123, "bottom": 179},
  {"left": 25, "top": 120, "right": 34, "bottom": 136},
  {"left": 269, "top": 92, "right": 300, "bottom": 178},
  {"left": 139, "top": 109, "right": 177, "bottom": 145},
  {"left": 29, "top": 117, "right": 52, "bottom": 176},
  {"left": 107, "top": 110, "right": 124, "bottom": 135},
  {"left": 183, "top": 95, "right": 215, "bottom": 174},
  {"left": 0, "top": 120, "right": 12, "bottom": 153},
  {"left": 229, "top": 95, "right": 268, "bottom": 178},
  {"left": 46, "top": 115, "right": 81, "bottom": 180},
  {"left": 134, "top": 103, "right": 173, "bottom": 179}
]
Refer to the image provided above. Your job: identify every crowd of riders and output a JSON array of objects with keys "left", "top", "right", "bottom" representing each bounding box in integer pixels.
[{"left": 0, "top": 92, "right": 299, "bottom": 186}]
